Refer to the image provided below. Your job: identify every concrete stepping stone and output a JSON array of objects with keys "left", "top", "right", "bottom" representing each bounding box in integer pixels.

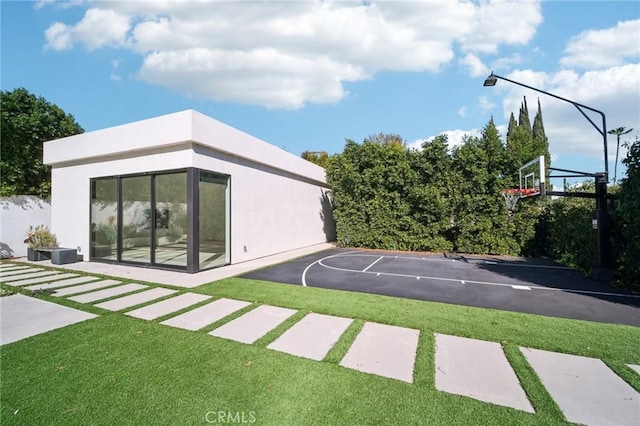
[
  {"left": 209, "top": 305, "right": 298, "bottom": 344},
  {"left": 161, "top": 298, "right": 250, "bottom": 331},
  {"left": 6, "top": 273, "right": 79, "bottom": 287},
  {"left": 24, "top": 276, "right": 101, "bottom": 291},
  {"left": 0, "top": 268, "right": 42, "bottom": 276},
  {"left": 1, "top": 294, "right": 97, "bottom": 345},
  {"left": 340, "top": 322, "right": 419, "bottom": 383},
  {"left": 20, "top": 274, "right": 97, "bottom": 290},
  {"left": 52, "top": 280, "right": 122, "bottom": 297},
  {"left": 628, "top": 364, "right": 640, "bottom": 375},
  {"left": 68, "top": 283, "right": 147, "bottom": 303},
  {"left": 521, "top": 347, "right": 639, "bottom": 426},
  {"left": 94, "top": 288, "right": 177, "bottom": 311},
  {"left": 0, "top": 265, "right": 33, "bottom": 272},
  {"left": 126, "top": 293, "right": 212, "bottom": 320},
  {"left": 0, "top": 271, "right": 58, "bottom": 282},
  {"left": 267, "top": 313, "right": 353, "bottom": 361},
  {"left": 435, "top": 334, "right": 534, "bottom": 413}
]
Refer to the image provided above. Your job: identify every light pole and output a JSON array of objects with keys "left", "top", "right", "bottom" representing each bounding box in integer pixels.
[{"left": 484, "top": 72, "right": 611, "bottom": 271}]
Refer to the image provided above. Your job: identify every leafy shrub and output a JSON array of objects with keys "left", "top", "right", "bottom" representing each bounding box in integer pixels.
[
  {"left": 539, "top": 194, "right": 596, "bottom": 275},
  {"left": 614, "top": 138, "right": 640, "bottom": 290}
]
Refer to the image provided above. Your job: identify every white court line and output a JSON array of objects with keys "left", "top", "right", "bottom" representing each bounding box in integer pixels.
[
  {"left": 301, "top": 250, "right": 362, "bottom": 287},
  {"left": 312, "top": 256, "right": 640, "bottom": 299},
  {"left": 336, "top": 253, "right": 573, "bottom": 270},
  {"left": 512, "top": 285, "right": 532, "bottom": 290},
  {"left": 362, "top": 256, "right": 384, "bottom": 272}
]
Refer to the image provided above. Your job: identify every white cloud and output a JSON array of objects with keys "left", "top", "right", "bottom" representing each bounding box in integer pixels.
[
  {"left": 459, "top": 53, "right": 488, "bottom": 77},
  {"left": 458, "top": 0, "right": 543, "bottom": 54},
  {"left": 478, "top": 96, "right": 496, "bottom": 112},
  {"left": 560, "top": 19, "right": 640, "bottom": 69},
  {"left": 41, "top": 0, "right": 544, "bottom": 109},
  {"left": 492, "top": 54, "right": 523, "bottom": 71},
  {"left": 44, "top": 22, "right": 72, "bottom": 50},
  {"left": 35, "top": 0, "right": 83, "bottom": 10},
  {"left": 45, "top": 8, "right": 131, "bottom": 51},
  {"left": 457, "top": 106, "right": 467, "bottom": 117},
  {"left": 409, "top": 128, "right": 481, "bottom": 151}
]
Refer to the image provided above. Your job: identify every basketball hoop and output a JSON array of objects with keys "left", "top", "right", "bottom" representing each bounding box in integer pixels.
[
  {"left": 502, "top": 189, "right": 522, "bottom": 212},
  {"left": 501, "top": 188, "right": 539, "bottom": 212}
]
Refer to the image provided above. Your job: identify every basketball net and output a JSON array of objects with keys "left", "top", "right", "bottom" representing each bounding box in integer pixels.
[{"left": 501, "top": 190, "right": 522, "bottom": 213}]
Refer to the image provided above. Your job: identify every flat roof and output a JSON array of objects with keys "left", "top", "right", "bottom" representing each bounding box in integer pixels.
[{"left": 43, "top": 109, "right": 326, "bottom": 185}]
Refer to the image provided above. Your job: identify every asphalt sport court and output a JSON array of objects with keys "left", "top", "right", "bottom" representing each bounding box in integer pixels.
[{"left": 242, "top": 248, "right": 640, "bottom": 327}]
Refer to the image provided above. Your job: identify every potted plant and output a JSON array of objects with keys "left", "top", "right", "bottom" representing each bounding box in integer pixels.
[{"left": 24, "top": 225, "right": 59, "bottom": 261}]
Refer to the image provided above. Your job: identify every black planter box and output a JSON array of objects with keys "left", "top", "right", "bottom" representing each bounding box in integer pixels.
[{"left": 27, "top": 248, "right": 48, "bottom": 261}]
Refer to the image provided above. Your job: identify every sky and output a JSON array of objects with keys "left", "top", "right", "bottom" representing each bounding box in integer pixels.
[{"left": 2, "top": 0, "right": 639, "bottom": 187}]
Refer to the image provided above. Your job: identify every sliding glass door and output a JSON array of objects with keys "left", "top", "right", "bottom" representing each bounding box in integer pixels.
[
  {"left": 198, "top": 172, "right": 230, "bottom": 270},
  {"left": 155, "top": 172, "right": 188, "bottom": 267},
  {"left": 90, "top": 168, "right": 228, "bottom": 272},
  {"left": 120, "top": 175, "right": 152, "bottom": 263},
  {"left": 90, "top": 178, "right": 118, "bottom": 260}
]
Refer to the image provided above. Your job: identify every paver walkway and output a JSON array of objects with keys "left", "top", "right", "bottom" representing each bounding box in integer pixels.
[
  {"left": 5, "top": 273, "right": 79, "bottom": 286},
  {"left": 68, "top": 283, "right": 147, "bottom": 303},
  {"left": 126, "top": 292, "right": 212, "bottom": 320},
  {"left": 340, "top": 322, "right": 419, "bottom": 383},
  {"left": 0, "top": 271, "right": 61, "bottom": 282},
  {"left": 94, "top": 287, "right": 176, "bottom": 311},
  {"left": 2, "top": 261, "right": 638, "bottom": 425},
  {"left": 267, "top": 313, "right": 352, "bottom": 361},
  {"left": 435, "top": 333, "right": 534, "bottom": 412},
  {"left": 210, "top": 305, "right": 297, "bottom": 344},
  {"left": 521, "top": 347, "right": 639, "bottom": 426},
  {"left": 24, "top": 276, "right": 100, "bottom": 291},
  {"left": 160, "top": 298, "right": 250, "bottom": 331},
  {"left": 52, "top": 280, "right": 122, "bottom": 297},
  {"left": 0, "top": 294, "right": 97, "bottom": 345}
]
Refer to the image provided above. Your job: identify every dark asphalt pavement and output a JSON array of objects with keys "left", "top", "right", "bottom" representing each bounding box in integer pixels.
[{"left": 242, "top": 248, "right": 640, "bottom": 327}]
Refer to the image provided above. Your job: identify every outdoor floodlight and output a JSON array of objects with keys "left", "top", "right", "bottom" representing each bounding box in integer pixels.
[{"left": 483, "top": 73, "right": 498, "bottom": 87}]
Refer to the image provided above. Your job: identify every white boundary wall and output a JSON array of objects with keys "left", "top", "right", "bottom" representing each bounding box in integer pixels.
[
  {"left": 0, "top": 196, "right": 51, "bottom": 258},
  {"left": 43, "top": 110, "right": 333, "bottom": 266}
]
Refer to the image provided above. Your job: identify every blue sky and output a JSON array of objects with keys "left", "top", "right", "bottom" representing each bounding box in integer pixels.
[{"left": 2, "top": 1, "right": 639, "bottom": 186}]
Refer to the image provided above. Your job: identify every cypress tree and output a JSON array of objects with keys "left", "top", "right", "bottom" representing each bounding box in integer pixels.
[
  {"left": 507, "top": 112, "right": 518, "bottom": 141},
  {"left": 518, "top": 96, "right": 532, "bottom": 135}
]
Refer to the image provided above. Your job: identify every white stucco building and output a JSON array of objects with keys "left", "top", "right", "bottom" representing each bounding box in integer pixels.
[{"left": 43, "top": 110, "right": 333, "bottom": 273}]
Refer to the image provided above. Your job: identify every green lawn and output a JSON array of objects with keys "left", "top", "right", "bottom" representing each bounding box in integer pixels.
[{"left": 1, "top": 271, "right": 639, "bottom": 425}]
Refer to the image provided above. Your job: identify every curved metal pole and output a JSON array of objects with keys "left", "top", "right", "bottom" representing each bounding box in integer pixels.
[{"left": 487, "top": 72, "right": 608, "bottom": 181}]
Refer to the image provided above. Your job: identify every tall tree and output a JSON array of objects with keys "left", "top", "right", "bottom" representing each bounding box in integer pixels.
[
  {"left": 532, "top": 98, "right": 551, "bottom": 178},
  {"left": 507, "top": 112, "right": 518, "bottom": 140},
  {"left": 607, "top": 127, "right": 633, "bottom": 183},
  {"left": 1, "top": 88, "right": 84, "bottom": 197},
  {"left": 301, "top": 150, "right": 331, "bottom": 168},
  {"left": 518, "top": 96, "right": 532, "bottom": 135}
]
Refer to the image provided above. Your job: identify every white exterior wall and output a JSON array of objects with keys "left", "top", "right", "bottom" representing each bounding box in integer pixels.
[
  {"left": 44, "top": 110, "right": 331, "bottom": 268},
  {"left": 50, "top": 149, "right": 193, "bottom": 258},
  {"left": 192, "top": 147, "right": 330, "bottom": 263},
  {"left": 0, "top": 196, "right": 51, "bottom": 258}
]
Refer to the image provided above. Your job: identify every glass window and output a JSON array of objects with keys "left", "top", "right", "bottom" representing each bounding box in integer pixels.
[
  {"left": 155, "top": 172, "right": 188, "bottom": 267},
  {"left": 121, "top": 175, "right": 152, "bottom": 263},
  {"left": 199, "top": 173, "right": 229, "bottom": 270},
  {"left": 90, "top": 178, "right": 118, "bottom": 260}
]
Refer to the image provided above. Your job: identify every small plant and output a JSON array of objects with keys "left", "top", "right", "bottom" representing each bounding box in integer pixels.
[{"left": 24, "top": 225, "right": 59, "bottom": 249}]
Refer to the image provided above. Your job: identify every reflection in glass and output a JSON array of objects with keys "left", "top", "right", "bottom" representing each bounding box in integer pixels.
[
  {"left": 121, "top": 175, "right": 152, "bottom": 263},
  {"left": 155, "top": 173, "right": 188, "bottom": 267},
  {"left": 199, "top": 173, "right": 229, "bottom": 269},
  {"left": 90, "top": 178, "right": 118, "bottom": 260}
]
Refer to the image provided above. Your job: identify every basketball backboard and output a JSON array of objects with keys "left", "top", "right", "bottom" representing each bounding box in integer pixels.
[{"left": 518, "top": 155, "right": 546, "bottom": 197}]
